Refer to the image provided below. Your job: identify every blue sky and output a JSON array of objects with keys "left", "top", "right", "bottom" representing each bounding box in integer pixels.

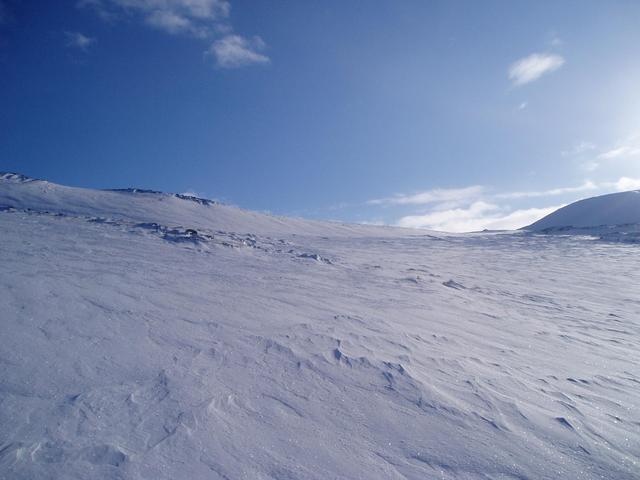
[{"left": 1, "top": 0, "right": 640, "bottom": 231}]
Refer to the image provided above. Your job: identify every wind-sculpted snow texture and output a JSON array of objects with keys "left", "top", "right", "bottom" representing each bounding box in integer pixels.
[{"left": 1, "top": 175, "right": 639, "bottom": 479}]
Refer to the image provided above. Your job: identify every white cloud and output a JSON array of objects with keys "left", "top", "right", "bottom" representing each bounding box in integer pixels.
[
  {"left": 483, "top": 206, "right": 563, "bottom": 230},
  {"left": 518, "top": 101, "right": 528, "bottom": 110},
  {"left": 207, "top": 34, "right": 269, "bottom": 68},
  {"left": 397, "top": 201, "right": 497, "bottom": 231},
  {"left": 598, "top": 145, "right": 640, "bottom": 160},
  {"left": 605, "top": 177, "right": 640, "bottom": 191},
  {"left": 79, "top": 0, "right": 231, "bottom": 36},
  {"left": 564, "top": 135, "right": 640, "bottom": 171},
  {"left": 495, "top": 181, "right": 598, "bottom": 199},
  {"left": 368, "top": 185, "right": 484, "bottom": 206},
  {"left": 599, "top": 147, "right": 627, "bottom": 160},
  {"left": 369, "top": 181, "right": 597, "bottom": 206},
  {"left": 588, "top": 134, "right": 640, "bottom": 171},
  {"left": 508, "top": 53, "right": 565, "bottom": 86},
  {"left": 146, "top": 10, "right": 193, "bottom": 34},
  {"left": 64, "top": 32, "right": 97, "bottom": 50},
  {"left": 397, "top": 201, "right": 561, "bottom": 233}
]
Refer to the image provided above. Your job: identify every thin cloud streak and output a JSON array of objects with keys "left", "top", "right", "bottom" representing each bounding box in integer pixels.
[
  {"left": 368, "top": 186, "right": 484, "bottom": 206},
  {"left": 571, "top": 133, "right": 640, "bottom": 171},
  {"left": 508, "top": 53, "right": 564, "bottom": 86},
  {"left": 369, "top": 181, "right": 599, "bottom": 207},
  {"left": 598, "top": 146, "right": 640, "bottom": 160},
  {"left": 396, "top": 202, "right": 561, "bottom": 232},
  {"left": 207, "top": 34, "right": 269, "bottom": 68},
  {"left": 495, "top": 181, "right": 598, "bottom": 199}
]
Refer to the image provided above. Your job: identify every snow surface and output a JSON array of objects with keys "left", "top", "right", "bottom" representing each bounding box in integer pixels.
[
  {"left": 1, "top": 175, "right": 639, "bottom": 479},
  {"left": 525, "top": 190, "right": 640, "bottom": 231}
]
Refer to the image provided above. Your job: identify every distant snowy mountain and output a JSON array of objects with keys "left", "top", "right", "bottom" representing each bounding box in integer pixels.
[
  {"left": 1, "top": 174, "right": 639, "bottom": 480},
  {"left": 525, "top": 190, "right": 640, "bottom": 230}
]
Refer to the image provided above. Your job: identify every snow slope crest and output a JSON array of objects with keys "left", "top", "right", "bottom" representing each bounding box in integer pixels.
[
  {"left": 525, "top": 189, "right": 640, "bottom": 230},
  {"left": 0, "top": 173, "right": 389, "bottom": 237}
]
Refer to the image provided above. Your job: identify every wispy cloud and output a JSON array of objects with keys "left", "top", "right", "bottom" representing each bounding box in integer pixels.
[
  {"left": 570, "top": 134, "right": 640, "bottom": 171},
  {"left": 598, "top": 145, "right": 640, "bottom": 160},
  {"left": 207, "top": 34, "right": 269, "bottom": 68},
  {"left": 369, "top": 181, "right": 597, "bottom": 206},
  {"left": 78, "top": 0, "right": 269, "bottom": 68},
  {"left": 604, "top": 177, "right": 640, "bottom": 191},
  {"left": 146, "top": 9, "right": 196, "bottom": 35},
  {"left": 64, "top": 31, "right": 96, "bottom": 51},
  {"left": 368, "top": 186, "right": 484, "bottom": 206},
  {"left": 495, "top": 181, "right": 598, "bottom": 199},
  {"left": 396, "top": 202, "right": 561, "bottom": 232},
  {"left": 78, "top": 0, "right": 230, "bottom": 36},
  {"left": 508, "top": 53, "right": 564, "bottom": 86}
]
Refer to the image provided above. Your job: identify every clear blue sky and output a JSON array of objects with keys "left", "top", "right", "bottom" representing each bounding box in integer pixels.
[{"left": 2, "top": 0, "right": 640, "bottom": 231}]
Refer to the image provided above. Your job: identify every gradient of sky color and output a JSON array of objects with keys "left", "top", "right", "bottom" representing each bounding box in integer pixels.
[{"left": 1, "top": 0, "right": 640, "bottom": 231}]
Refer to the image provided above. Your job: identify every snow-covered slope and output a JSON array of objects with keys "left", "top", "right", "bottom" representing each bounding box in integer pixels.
[
  {"left": 1, "top": 174, "right": 639, "bottom": 480},
  {"left": 525, "top": 190, "right": 640, "bottom": 230},
  {"left": 0, "top": 172, "right": 383, "bottom": 237}
]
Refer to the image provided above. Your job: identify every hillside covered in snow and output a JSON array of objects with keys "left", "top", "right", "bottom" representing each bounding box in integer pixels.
[
  {"left": 526, "top": 189, "right": 640, "bottom": 230},
  {"left": 1, "top": 173, "right": 639, "bottom": 480}
]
